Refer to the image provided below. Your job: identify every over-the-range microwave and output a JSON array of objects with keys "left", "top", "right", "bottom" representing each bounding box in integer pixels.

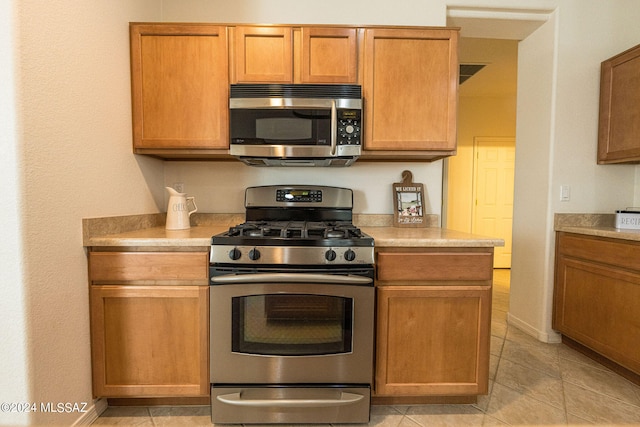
[{"left": 229, "top": 84, "right": 362, "bottom": 167}]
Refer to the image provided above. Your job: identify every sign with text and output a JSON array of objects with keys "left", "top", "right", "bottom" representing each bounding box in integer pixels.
[{"left": 393, "top": 170, "right": 427, "bottom": 228}]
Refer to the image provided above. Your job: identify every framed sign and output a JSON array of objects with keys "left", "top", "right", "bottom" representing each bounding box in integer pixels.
[{"left": 393, "top": 170, "right": 427, "bottom": 227}]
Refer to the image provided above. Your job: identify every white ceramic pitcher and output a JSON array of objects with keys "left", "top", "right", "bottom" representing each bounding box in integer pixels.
[{"left": 165, "top": 187, "right": 198, "bottom": 230}]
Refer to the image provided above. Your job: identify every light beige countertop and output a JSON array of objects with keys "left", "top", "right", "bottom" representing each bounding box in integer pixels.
[
  {"left": 83, "top": 213, "right": 504, "bottom": 248},
  {"left": 83, "top": 213, "right": 243, "bottom": 247},
  {"left": 85, "top": 224, "right": 230, "bottom": 247},
  {"left": 361, "top": 226, "right": 503, "bottom": 247},
  {"left": 555, "top": 213, "right": 640, "bottom": 243}
]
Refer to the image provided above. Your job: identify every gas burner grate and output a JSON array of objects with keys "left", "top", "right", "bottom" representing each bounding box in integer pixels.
[{"left": 227, "top": 221, "right": 364, "bottom": 240}]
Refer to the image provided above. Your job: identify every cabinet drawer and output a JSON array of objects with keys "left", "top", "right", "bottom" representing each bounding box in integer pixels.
[
  {"left": 377, "top": 252, "right": 492, "bottom": 281},
  {"left": 89, "top": 252, "right": 208, "bottom": 281},
  {"left": 557, "top": 232, "right": 640, "bottom": 272}
]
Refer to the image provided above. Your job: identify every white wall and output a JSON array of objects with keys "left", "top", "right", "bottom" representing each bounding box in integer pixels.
[
  {"left": 0, "top": 2, "right": 29, "bottom": 426},
  {"left": 509, "top": 10, "right": 559, "bottom": 341},
  {"left": 162, "top": 0, "right": 445, "bottom": 26},
  {"left": 164, "top": 162, "right": 443, "bottom": 216},
  {"left": 2, "top": 1, "right": 162, "bottom": 425}
]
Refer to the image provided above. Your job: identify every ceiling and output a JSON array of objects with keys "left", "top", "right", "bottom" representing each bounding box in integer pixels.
[{"left": 458, "top": 37, "right": 519, "bottom": 98}]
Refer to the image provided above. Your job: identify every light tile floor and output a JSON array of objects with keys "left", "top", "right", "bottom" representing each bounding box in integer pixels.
[{"left": 92, "top": 269, "right": 640, "bottom": 426}]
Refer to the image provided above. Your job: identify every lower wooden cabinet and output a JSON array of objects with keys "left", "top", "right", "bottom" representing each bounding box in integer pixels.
[
  {"left": 553, "top": 232, "right": 640, "bottom": 378},
  {"left": 90, "top": 285, "right": 209, "bottom": 397},
  {"left": 88, "top": 250, "right": 210, "bottom": 398},
  {"left": 374, "top": 248, "right": 493, "bottom": 400},
  {"left": 375, "top": 285, "right": 491, "bottom": 396}
]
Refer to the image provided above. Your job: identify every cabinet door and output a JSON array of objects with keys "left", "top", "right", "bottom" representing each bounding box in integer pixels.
[
  {"left": 300, "top": 27, "right": 358, "bottom": 83},
  {"left": 90, "top": 285, "right": 209, "bottom": 397},
  {"left": 233, "top": 26, "right": 293, "bottom": 83},
  {"left": 362, "top": 28, "right": 458, "bottom": 154},
  {"left": 375, "top": 285, "right": 491, "bottom": 396},
  {"left": 130, "top": 24, "right": 229, "bottom": 152},
  {"left": 553, "top": 233, "right": 640, "bottom": 374},
  {"left": 598, "top": 43, "right": 640, "bottom": 163}
]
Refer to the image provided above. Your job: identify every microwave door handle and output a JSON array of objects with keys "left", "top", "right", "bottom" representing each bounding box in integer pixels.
[{"left": 330, "top": 99, "right": 337, "bottom": 156}]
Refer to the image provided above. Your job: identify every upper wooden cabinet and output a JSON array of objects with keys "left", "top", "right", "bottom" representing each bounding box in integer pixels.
[
  {"left": 300, "top": 27, "right": 358, "bottom": 83},
  {"left": 231, "top": 26, "right": 358, "bottom": 84},
  {"left": 130, "top": 24, "right": 229, "bottom": 157},
  {"left": 598, "top": 43, "right": 640, "bottom": 164},
  {"left": 232, "top": 26, "right": 293, "bottom": 83},
  {"left": 361, "top": 28, "right": 459, "bottom": 160},
  {"left": 129, "top": 23, "right": 458, "bottom": 160}
]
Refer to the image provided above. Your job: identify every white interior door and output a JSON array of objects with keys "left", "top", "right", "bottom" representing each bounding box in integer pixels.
[{"left": 472, "top": 137, "right": 515, "bottom": 268}]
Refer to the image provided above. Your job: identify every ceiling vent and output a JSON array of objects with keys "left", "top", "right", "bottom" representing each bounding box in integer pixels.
[{"left": 459, "top": 63, "right": 487, "bottom": 84}]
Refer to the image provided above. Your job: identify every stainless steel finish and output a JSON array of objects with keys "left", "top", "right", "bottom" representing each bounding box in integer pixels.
[
  {"left": 330, "top": 99, "right": 337, "bottom": 156},
  {"left": 210, "top": 245, "right": 374, "bottom": 265},
  {"left": 229, "top": 89, "right": 362, "bottom": 167},
  {"left": 234, "top": 157, "right": 358, "bottom": 167},
  {"left": 229, "top": 97, "right": 362, "bottom": 110},
  {"left": 210, "top": 282, "right": 374, "bottom": 384},
  {"left": 211, "top": 386, "right": 370, "bottom": 424},
  {"left": 229, "top": 143, "right": 361, "bottom": 159},
  {"left": 211, "top": 272, "right": 373, "bottom": 285},
  {"left": 216, "top": 391, "right": 364, "bottom": 407},
  {"left": 209, "top": 184, "right": 373, "bottom": 424},
  {"left": 245, "top": 185, "right": 353, "bottom": 208}
]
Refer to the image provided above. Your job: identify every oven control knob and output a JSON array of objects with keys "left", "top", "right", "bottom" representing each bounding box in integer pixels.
[
  {"left": 228, "top": 248, "right": 242, "bottom": 260},
  {"left": 344, "top": 249, "right": 356, "bottom": 262},
  {"left": 325, "top": 249, "right": 337, "bottom": 261},
  {"left": 248, "top": 248, "right": 261, "bottom": 261}
]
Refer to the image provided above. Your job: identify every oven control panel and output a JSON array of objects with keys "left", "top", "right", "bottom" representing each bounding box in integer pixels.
[
  {"left": 245, "top": 185, "right": 352, "bottom": 209},
  {"left": 276, "top": 189, "right": 322, "bottom": 203},
  {"left": 211, "top": 245, "right": 374, "bottom": 265}
]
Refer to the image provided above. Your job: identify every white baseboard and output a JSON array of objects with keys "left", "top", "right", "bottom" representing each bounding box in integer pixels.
[
  {"left": 507, "top": 312, "right": 562, "bottom": 343},
  {"left": 71, "top": 398, "right": 108, "bottom": 426}
]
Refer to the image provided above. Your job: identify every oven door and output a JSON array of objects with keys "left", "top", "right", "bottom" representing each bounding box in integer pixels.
[{"left": 209, "top": 272, "right": 374, "bottom": 385}]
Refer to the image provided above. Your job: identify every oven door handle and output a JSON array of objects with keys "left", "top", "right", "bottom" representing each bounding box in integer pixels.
[
  {"left": 211, "top": 272, "right": 372, "bottom": 285},
  {"left": 216, "top": 391, "right": 364, "bottom": 408}
]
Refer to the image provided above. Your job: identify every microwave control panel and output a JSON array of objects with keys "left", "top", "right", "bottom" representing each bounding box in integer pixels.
[{"left": 337, "top": 109, "right": 361, "bottom": 146}]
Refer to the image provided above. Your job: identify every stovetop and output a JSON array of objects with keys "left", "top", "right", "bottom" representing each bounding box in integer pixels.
[
  {"left": 218, "top": 220, "right": 370, "bottom": 243},
  {"left": 210, "top": 185, "right": 374, "bottom": 265},
  {"left": 211, "top": 220, "right": 374, "bottom": 265}
]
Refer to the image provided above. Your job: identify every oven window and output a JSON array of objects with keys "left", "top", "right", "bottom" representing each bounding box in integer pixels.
[{"left": 231, "top": 294, "right": 353, "bottom": 356}]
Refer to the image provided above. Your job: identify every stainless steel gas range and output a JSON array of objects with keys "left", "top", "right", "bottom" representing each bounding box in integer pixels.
[{"left": 209, "top": 185, "right": 374, "bottom": 424}]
